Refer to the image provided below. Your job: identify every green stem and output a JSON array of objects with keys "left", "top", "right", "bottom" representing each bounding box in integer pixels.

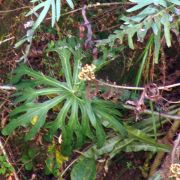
[
  {"left": 135, "top": 35, "right": 153, "bottom": 87},
  {"left": 149, "top": 101, "right": 157, "bottom": 140}
]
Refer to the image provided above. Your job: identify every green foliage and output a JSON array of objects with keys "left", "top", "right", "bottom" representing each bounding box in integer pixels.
[
  {"left": 81, "top": 124, "right": 169, "bottom": 159},
  {"left": 135, "top": 35, "right": 153, "bottom": 86},
  {"left": 21, "top": 148, "right": 37, "bottom": 171},
  {"left": 70, "top": 114, "right": 171, "bottom": 178},
  {"left": 93, "top": 45, "right": 126, "bottom": 72},
  {"left": 27, "top": 0, "right": 74, "bottom": 29},
  {"left": 2, "top": 38, "right": 125, "bottom": 155},
  {"left": 149, "top": 171, "right": 162, "bottom": 180},
  {"left": 45, "top": 144, "right": 68, "bottom": 176},
  {"left": 15, "top": 0, "right": 74, "bottom": 61},
  {"left": 0, "top": 155, "right": 14, "bottom": 176},
  {"left": 71, "top": 158, "right": 96, "bottom": 180},
  {"left": 98, "top": 0, "right": 180, "bottom": 63}
]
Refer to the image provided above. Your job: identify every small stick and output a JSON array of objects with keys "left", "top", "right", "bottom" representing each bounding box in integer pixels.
[
  {"left": 0, "top": 36, "right": 15, "bottom": 45},
  {"left": 123, "top": 104, "right": 180, "bottom": 120},
  {"left": 171, "top": 131, "right": 180, "bottom": 163},
  {"left": 61, "top": 2, "right": 135, "bottom": 17},
  {"left": 60, "top": 158, "right": 78, "bottom": 178},
  {"left": 0, "top": 6, "right": 31, "bottom": 14},
  {"left": 96, "top": 79, "right": 180, "bottom": 91},
  {"left": 0, "top": 85, "right": 16, "bottom": 90}
]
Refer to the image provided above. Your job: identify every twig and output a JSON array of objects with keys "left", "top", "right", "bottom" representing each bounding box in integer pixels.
[
  {"left": 96, "top": 79, "right": 180, "bottom": 91},
  {"left": 61, "top": 2, "right": 135, "bottom": 17},
  {"left": 171, "top": 131, "right": 180, "bottom": 163},
  {"left": 0, "top": 138, "right": 19, "bottom": 180},
  {"left": 123, "top": 104, "right": 180, "bottom": 120},
  {"left": 0, "top": 36, "right": 15, "bottom": 45},
  {"left": 0, "top": 6, "right": 31, "bottom": 13},
  {"left": 149, "top": 119, "right": 180, "bottom": 177},
  {"left": 161, "top": 97, "right": 180, "bottom": 104},
  {"left": 0, "top": 85, "right": 16, "bottom": 90},
  {"left": 60, "top": 158, "right": 78, "bottom": 178},
  {"left": 0, "top": 2, "right": 132, "bottom": 15},
  {"left": 45, "top": 2, "right": 134, "bottom": 21}
]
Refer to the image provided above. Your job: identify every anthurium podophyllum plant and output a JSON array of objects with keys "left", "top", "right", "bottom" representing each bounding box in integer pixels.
[{"left": 2, "top": 38, "right": 126, "bottom": 155}]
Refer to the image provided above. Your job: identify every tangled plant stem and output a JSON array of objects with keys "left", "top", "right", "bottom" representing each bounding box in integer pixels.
[
  {"left": 95, "top": 79, "right": 180, "bottom": 91},
  {"left": 123, "top": 105, "right": 180, "bottom": 120}
]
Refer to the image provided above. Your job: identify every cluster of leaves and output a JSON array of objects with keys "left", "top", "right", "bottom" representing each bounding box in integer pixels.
[
  {"left": 2, "top": 38, "right": 125, "bottom": 156},
  {"left": 21, "top": 148, "right": 37, "bottom": 171},
  {"left": 0, "top": 155, "right": 14, "bottom": 176},
  {"left": 70, "top": 112, "right": 172, "bottom": 179},
  {"left": 98, "top": 0, "right": 180, "bottom": 63},
  {"left": 45, "top": 144, "right": 68, "bottom": 176}
]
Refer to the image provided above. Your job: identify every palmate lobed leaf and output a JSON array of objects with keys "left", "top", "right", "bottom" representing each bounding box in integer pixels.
[
  {"left": 2, "top": 39, "right": 126, "bottom": 155},
  {"left": 2, "top": 96, "right": 66, "bottom": 140}
]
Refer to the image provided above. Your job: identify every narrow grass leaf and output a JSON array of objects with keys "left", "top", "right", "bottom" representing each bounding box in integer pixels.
[
  {"left": 149, "top": 102, "right": 157, "bottom": 140},
  {"left": 66, "top": 0, "right": 74, "bottom": 9}
]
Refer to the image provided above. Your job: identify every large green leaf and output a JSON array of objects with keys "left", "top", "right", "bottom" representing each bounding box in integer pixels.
[
  {"left": 122, "top": 142, "right": 169, "bottom": 152},
  {"left": 124, "top": 124, "right": 170, "bottom": 151},
  {"left": 2, "top": 96, "right": 65, "bottom": 139},
  {"left": 3, "top": 38, "right": 147, "bottom": 157}
]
